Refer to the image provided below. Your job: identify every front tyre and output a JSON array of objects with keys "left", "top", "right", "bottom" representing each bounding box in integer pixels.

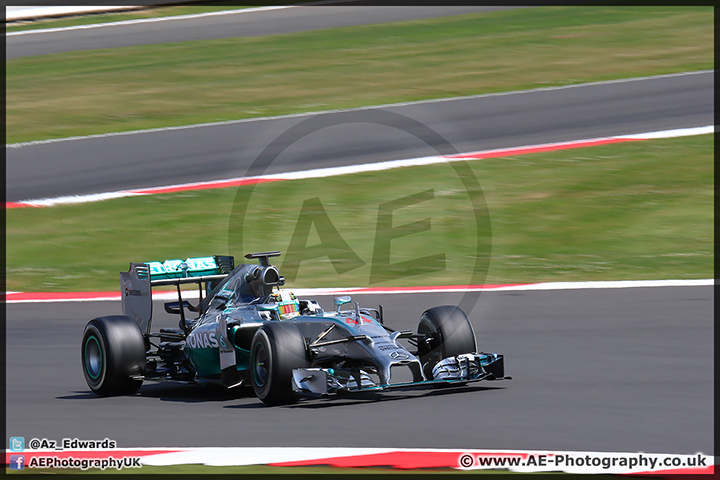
[
  {"left": 82, "top": 316, "right": 146, "bottom": 396},
  {"left": 417, "top": 306, "right": 476, "bottom": 380},
  {"left": 250, "top": 322, "right": 309, "bottom": 405}
]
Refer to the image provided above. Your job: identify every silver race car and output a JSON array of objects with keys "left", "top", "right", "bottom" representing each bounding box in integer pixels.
[{"left": 82, "top": 251, "right": 509, "bottom": 404}]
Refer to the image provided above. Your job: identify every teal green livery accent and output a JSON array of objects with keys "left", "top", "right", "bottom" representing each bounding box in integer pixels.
[
  {"left": 145, "top": 256, "right": 221, "bottom": 280},
  {"left": 183, "top": 322, "right": 252, "bottom": 376},
  {"left": 231, "top": 325, "right": 252, "bottom": 370},
  {"left": 184, "top": 344, "right": 250, "bottom": 376},
  {"left": 184, "top": 343, "right": 220, "bottom": 377}
]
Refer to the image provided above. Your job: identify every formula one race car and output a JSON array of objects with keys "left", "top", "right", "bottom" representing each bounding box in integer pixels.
[{"left": 81, "top": 252, "right": 509, "bottom": 404}]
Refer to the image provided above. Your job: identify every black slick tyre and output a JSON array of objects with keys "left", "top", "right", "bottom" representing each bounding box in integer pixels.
[
  {"left": 250, "top": 322, "right": 309, "bottom": 405},
  {"left": 416, "top": 306, "right": 476, "bottom": 380},
  {"left": 82, "top": 316, "right": 146, "bottom": 396}
]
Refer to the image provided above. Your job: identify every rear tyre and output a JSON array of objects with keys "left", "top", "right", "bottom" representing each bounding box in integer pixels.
[
  {"left": 416, "top": 306, "right": 476, "bottom": 380},
  {"left": 250, "top": 322, "right": 309, "bottom": 405},
  {"left": 82, "top": 316, "right": 146, "bottom": 396}
]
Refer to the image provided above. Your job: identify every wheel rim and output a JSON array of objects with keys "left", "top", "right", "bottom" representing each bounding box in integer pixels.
[
  {"left": 253, "top": 343, "right": 269, "bottom": 388},
  {"left": 84, "top": 335, "right": 102, "bottom": 380}
]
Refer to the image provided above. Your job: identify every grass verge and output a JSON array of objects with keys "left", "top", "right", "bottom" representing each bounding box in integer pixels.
[
  {"left": 6, "top": 135, "right": 713, "bottom": 293},
  {"left": 6, "top": 6, "right": 713, "bottom": 144}
]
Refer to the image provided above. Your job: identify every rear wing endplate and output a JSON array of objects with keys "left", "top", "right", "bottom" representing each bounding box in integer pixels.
[{"left": 120, "top": 255, "right": 234, "bottom": 333}]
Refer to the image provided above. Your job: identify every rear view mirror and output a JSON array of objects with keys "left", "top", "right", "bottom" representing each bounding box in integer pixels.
[
  {"left": 334, "top": 296, "right": 352, "bottom": 314},
  {"left": 334, "top": 296, "right": 352, "bottom": 307}
]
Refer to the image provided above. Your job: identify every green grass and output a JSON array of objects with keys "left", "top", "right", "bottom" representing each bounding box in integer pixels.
[
  {"left": 6, "top": 6, "right": 713, "bottom": 144},
  {"left": 5, "top": 3, "right": 263, "bottom": 33},
  {"left": 6, "top": 135, "right": 713, "bottom": 293}
]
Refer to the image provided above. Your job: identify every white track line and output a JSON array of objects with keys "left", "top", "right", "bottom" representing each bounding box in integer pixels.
[
  {"left": 7, "top": 125, "right": 713, "bottom": 208},
  {"left": 6, "top": 70, "right": 712, "bottom": 149},
  {"left": 136, "top": 447, "right": 713, "bottom": 474},
  {"left": 6, "top": 6, "right": 141, "bottom": 22},
  {"left": 6, "top": 6, "right": 295, "bottom": 36},
  {"left": 5, "top": 279, "right": 713, "bottom": 303},
  {"left": 485, "top": 279, "right": 714, "bottom": 291},
  {"left": 619, "top": 125, "right": 714, "bottom": 139}
]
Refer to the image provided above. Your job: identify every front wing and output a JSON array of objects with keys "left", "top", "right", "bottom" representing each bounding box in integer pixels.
[{"left": 292, "top": 353, "right": 509, "bottom": 396}]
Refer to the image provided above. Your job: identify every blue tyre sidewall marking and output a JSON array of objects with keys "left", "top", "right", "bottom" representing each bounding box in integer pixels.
[{"left": 84, "top": 329, "right": 106, "bottom": 387}]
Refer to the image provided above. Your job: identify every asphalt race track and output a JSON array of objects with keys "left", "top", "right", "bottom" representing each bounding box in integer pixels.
[
  {"left": 6, "top": 7, "right": 522, "bottom": 60},
  {"left": 6, "top": 71, "right": 713, "bottom": 202},
  {"left": 5, "top": 5, "right": 713, "bottom": 201},
  {"left": 6, "top": 5, "right": 714, "bottom": 458},
  {"left": 6, "top": 287, "right": 713, "bottom": 454}
]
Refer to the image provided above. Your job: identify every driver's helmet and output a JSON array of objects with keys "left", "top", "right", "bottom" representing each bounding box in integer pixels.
[{"left": 271, "top": 290, "right": 300, "bottom": 320}]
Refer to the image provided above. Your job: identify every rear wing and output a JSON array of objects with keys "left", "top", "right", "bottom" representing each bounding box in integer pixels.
[
  {"left": 145, "top": 255, "right": 234, "bottom": 281},
  {"left": 120, "top": 255, "right": 234, "bottom": 334}
]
